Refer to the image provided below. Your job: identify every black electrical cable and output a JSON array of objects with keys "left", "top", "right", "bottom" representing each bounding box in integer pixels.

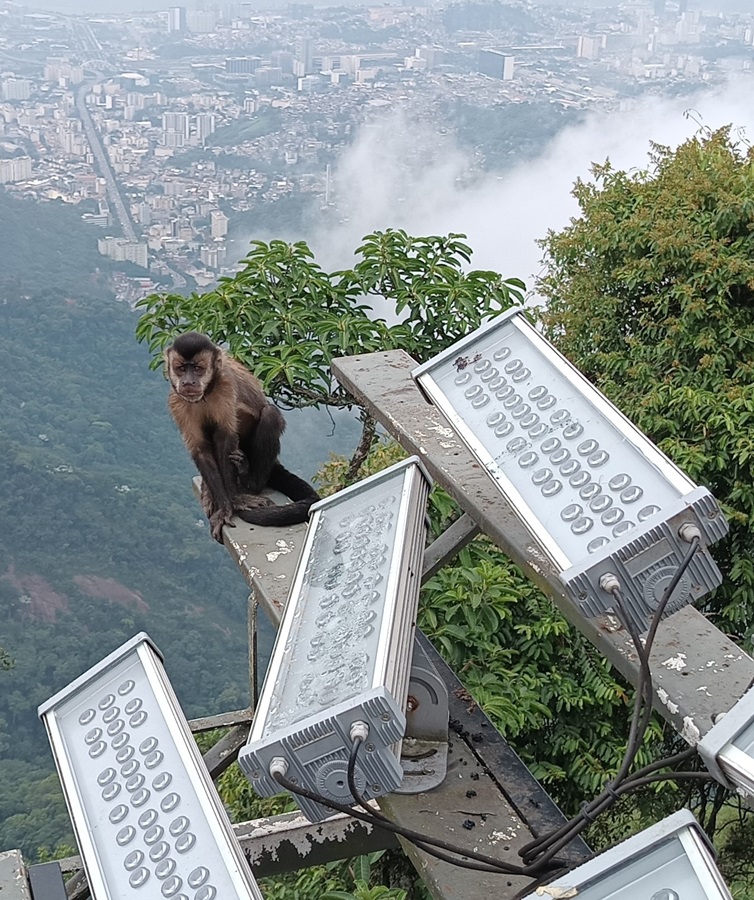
[
  {"left": 346, "top": 735, "right": 532, "bottom": 874},
  {"left": 347, "top": 735, "right": 386, "bottom": 820},
  {"left": 271, "top": 766, "right": 568, "bottom": 877},
  {"left": 509, "top": 867, "right": 572, "bottom": 900},
  {"left": 519, "top": 608, "right": 654, "bottom": 865},
  {"left": 643, "top": 535, "right": 701, "bottom": 661},
  {"left": 519, "top": 536, "right": 702, "bottom": 867},
  {"left": 626, "top": 745, "right": 698, "bottom": 780},
  {"left": 521, "top": 764, "right": 714, "bottom": 874},
  {"left": 270, "top": 538, "right": 704, "bottom": 887},
  {"left": 509, "top": 770, "right": 716, "bottom": 900}
]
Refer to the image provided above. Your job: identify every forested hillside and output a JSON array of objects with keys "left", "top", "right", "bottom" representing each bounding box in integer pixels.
[
  {"left": 0, "top": 278, "right": 357, "bottom": 857},
  {"left": 0, "top": 191, "right": 113, "bottom": 295}
]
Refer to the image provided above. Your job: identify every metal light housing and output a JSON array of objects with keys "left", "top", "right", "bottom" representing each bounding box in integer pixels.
[
  {"left": 521, "top": 809, "right": 731, "bottom": 899},
  {"left": 238, "top": 457, "right": 432, "bottom": 822},
  {"left": 39, "top": 634, "right": 263, "bottom": 900},
  {"left": 412, "top": 308, "right": 728, "bottom": 632},
  {"left": 698, "top": 686, "right": 754, "bottom": 803}
]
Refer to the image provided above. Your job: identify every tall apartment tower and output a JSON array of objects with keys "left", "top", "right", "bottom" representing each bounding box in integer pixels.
[
  {"left": 477, "top": 50, "right": 514, "bottom": 81},
  {"left": 271, "top": 50, "right": 294, "bottom": 74},
  {"left": 162, "top": 112, "right": 190, "bottom": 147},
  {"left": 1, "top": 79, "right": 32, "bottom": 101},
  {"left": 576, "top": 36, "right": 600, "bottom": 60},
  {"left": 186, "top": 9, "right": 216, "bottom": 33},
  {"left": 194, "top": 113, "right": 216, "bottom": 144},
  {"left": 210, "top": 210, "right": 229, "bottom": 239},
  {"left": 294, "top": 37, "right": 314, "bottom": 77},
  {"left": 167, "top": 6, "right": 186, "bottom": 32},
  {"left": 0, "top": 157, "right": 32, "bottom": 183}
]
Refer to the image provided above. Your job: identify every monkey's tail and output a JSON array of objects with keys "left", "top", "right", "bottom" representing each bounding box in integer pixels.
[
  {"left": 235, "top": 500, "right": 315, "bottom": 527},
  {"left": 268, "top": 463, "right": 320, "bottom": 503},
  {"left": 235, "top": 464, "right": 320, "bottom": 527}
]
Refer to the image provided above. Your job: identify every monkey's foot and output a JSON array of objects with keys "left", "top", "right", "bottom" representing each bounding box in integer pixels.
[
  {"left": 233, "top": 493, "right": 274, "bottom": 510},
  {"left": 209, "top": 508, "right": 235, "bottom": 542}
]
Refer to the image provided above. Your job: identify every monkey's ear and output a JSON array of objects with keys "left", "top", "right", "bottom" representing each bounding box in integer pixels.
[{"left": 162, "top": 345, "right": 174, "bottom": 380}]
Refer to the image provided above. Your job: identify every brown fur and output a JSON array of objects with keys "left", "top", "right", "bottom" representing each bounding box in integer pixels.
[{"left": 165, "top": 333, "right": 319, "bottom": 541}]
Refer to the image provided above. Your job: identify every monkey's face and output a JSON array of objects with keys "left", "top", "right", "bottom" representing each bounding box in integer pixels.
[{"left": 166, "top": 348, "right": 215, "bottom": 403}]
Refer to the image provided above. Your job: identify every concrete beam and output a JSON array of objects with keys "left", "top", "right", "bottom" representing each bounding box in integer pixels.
[{"left": 0, "top": 851, "right": 31, "bottom": 900}]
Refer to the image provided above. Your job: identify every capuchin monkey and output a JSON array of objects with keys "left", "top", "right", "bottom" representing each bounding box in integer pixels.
[{"left": 165, "top": 332, "right": 320, "bottom": 542}]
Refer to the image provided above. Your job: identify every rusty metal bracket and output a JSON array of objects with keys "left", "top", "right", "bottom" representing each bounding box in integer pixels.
[{"left": 398, "top": 635, "right": 449, "bottom": 793}]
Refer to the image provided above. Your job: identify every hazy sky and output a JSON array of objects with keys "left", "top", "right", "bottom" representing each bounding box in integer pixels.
[
  {"left": 303, "top": 78, "right": 754, "bottom": 299},
  {"left": 18, "top": 0, "right": 385, "bottom": 11},
  {"left": 15, "top": 0, "right": 754, "bottom": 16}
]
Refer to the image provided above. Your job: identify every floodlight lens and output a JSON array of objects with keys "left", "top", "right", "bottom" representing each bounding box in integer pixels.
[
  {"left": 412, "top": 308, "right": 729, "bottom": 631},
  {"left": 240, "top": 458, "right": 431, "bottom": 822},
  {"left": 418, "top": 312, "right": 688, "bottom": 567},
  {"left": 523, "top": 819, "right": 730, "bottom": 899},
  {"left": 39, "top": 636, "right": 264, "bottom": 900},
  {"left": 255, "top": 461, "right": 429, "bottom": 737}
]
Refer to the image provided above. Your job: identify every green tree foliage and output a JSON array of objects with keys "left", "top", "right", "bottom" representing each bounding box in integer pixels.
[
  {"left": 135, "top": 230, "right": 525, "bottom": 410},
  {"left": 136, "top": 230, "right": 523, "bottom": 479},
  {"left": 536, "top": 127, "right": 754, "bottom": 879},
  {"left": 537, "top": 127, "right": 754, "bottom": 642}
]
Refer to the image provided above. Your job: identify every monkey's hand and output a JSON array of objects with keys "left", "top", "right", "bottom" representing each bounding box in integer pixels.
[
  {"left": 229, "top": 449, "right": 249, "bottom": 480},
  {"left": 209, "top": 507, "right": 235, "bottom": 543}
]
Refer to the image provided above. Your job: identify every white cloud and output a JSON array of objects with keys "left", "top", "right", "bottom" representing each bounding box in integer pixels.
[{"left": 310, "top": 77, "right": 754, "bottom": 293}]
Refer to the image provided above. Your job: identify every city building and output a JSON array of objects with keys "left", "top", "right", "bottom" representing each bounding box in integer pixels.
[
  {"left": 98, "top": 236, "right": 149, "bottom": 268},
  {"left": 294, "top": 36, "right": 314, "bottom": 77},
  {"left": 478, "top": 49, "right": 515, "bottom": 81},
  {"left": 167, "top": 6, "right": 186, "bottom": 32},
  {"left": 186, "top": 9, "right": 216, "bottom": 34},
  {"left": 194, "top": 114, "right": 216, "bottom": 144},
  {"left": 416, "top": 46, "right": 444, "bottom": 68},
  {"left": 254, "top": 67, "right": 284, "bottom": 89},
  {"left": 1, "top": 79, "right": 32, "bottom": 101},
  {"left": 225, "top": 57, "right": 262, "bottom": 75},
  {"left": 0, "top": 156, "right": 32, "bottom": 183},
  {"left": 577, "top": 36, "right": 602, "bottom": 60},
  {"left": 271, "top": 50, "right": 294, "bottom": 74},
  {"left": 210, "top": 209, "right": 229, "bottom": 239},
  {"left": 162, "top": 111, "right": 190, "bottom": 147},
  {"left": 200, "top": 244, "right": 227, "bottom": 269}
]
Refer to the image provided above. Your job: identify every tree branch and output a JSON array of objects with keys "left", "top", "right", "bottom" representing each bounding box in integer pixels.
[{"left": 344, "top": 411, "right": 377, "bottom": 486}]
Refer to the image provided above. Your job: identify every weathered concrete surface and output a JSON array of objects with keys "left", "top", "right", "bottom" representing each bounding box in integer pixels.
[{"left": 0, "top": 850, "right": 31, "bottom": 900}]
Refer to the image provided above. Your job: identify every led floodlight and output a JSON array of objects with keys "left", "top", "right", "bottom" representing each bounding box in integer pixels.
[
  {"left": 239, "top": 457, "right": 432, "bottom": 823},
  {"left": 521, "top": 809, "right": 731, "bottom": 900},
  {"left": 39, "top": 633, "right": 264, "bottom": 900},
  {"left": 698, "top": 686, "right": 754, "bottom": 802},
  {"left": 413, "top": 309, "right": 728, "bottom": 632}
]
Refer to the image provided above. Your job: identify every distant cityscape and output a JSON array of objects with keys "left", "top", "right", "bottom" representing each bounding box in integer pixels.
[{"left": 0, "top": 0, "right": 752, "bottom": 303}]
